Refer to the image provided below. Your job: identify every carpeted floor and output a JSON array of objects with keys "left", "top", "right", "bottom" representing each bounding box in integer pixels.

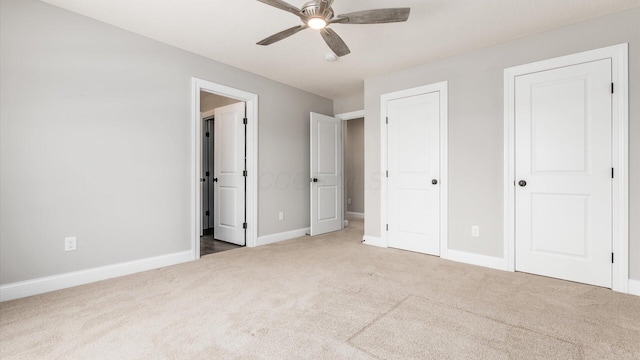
[{"left": 1, "top": 219, "right": 639, "bottom": 359}]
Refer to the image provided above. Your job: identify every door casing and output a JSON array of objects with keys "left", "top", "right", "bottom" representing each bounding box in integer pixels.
[
  {"left": 503, "top": 44, "right": 629, "bottom": 293},
  {"left": 380, "top": 81, "right": 449, "bottom": 255},
  {"left": 192, "top": 78, "right": 258, "bottom": 260}
]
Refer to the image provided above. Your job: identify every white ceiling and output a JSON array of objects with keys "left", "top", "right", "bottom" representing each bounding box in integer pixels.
[{"left": 42, "top": 0, "right": 640, "bottom": 100}]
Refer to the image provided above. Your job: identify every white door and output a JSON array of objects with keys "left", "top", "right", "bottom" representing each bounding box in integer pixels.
[
  {"left": 515, "top": 59, "right": 612, "bottom": 287},
  {"left": 387, "top": 92, "right": 440, "bottom": 255},
  {"left": 310, "top": 112, "right": 343, "bottom": 236},
  {"left": 214, "top": 102, "right": 246, "bottom": 246}
]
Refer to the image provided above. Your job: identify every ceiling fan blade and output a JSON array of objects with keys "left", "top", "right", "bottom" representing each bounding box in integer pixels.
[
  {"left": 257, "top": 0, "right": 304, "bottom": 18},
  {"left": 317, "top": 0, "right": 332, "bottom": 15},
  {"left": 257, "top": 25, "right": 308, "bottom": 46},
  {"left": 320, "top": 28, "right": 351, "bottom": 57},
  {"left": 331, "top": 8, "right": 411, "bottom": 24}
]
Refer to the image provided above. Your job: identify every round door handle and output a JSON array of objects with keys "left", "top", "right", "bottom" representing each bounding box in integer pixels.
[
  {"left": 312, "top": 178, "right": 318, "bottom": 183},
  {"left": 432, "top": 179, "right": 438, "bottom": 185},
  {"left": 200, "top": 178, "right": 206, "bottom": 183},
  {"left": 518, "top": 180, "right": 527, "bottom": 187},
  {"left": 213, "top": 178, "right": 218, "bottom": 182}
]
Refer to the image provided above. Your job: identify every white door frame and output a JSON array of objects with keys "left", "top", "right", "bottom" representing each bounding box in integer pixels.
[
  {"left": 380, "top": 82, "right": 449, "bottom": 254},
  {"left": 335, "top": 110, "right": 365, "bottom": 227},
  {"left": 503, "top": 44, "right": 629, "bottom": 293},
  {"left": 191, "top": 78, "right": 259, "bottom": 259}
]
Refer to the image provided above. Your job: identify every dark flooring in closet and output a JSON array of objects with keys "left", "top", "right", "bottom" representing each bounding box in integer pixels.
[{"left": 200, "top": 236, "right": 242, "bottom": 257}]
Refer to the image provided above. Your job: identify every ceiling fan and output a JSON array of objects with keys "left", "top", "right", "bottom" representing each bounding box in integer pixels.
[{"left": 256, "top": 0, "right": 411, "bottom": 57}]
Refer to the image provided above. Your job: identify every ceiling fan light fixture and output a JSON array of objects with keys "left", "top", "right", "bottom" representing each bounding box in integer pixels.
[{"left": 308, "top": 17, "right": 327, "bottom": 30}]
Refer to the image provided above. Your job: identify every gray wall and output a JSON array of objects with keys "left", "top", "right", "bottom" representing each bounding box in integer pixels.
[
  {"left": 0, "top": 0, "right": 332, "bottom": 285},
  {"left": 364, "top": 8, "right": 640, "bottom": 280},
  {"left": 334, "top": 93, "right": 364, "bottom": 115},
  {"left": 346, "top": 118, "right": 365, "bottom": 214}
]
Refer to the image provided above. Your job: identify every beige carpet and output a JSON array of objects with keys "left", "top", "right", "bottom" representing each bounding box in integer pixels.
[{"left": 1, "top": 219, "right": 639, "bottom": 359}]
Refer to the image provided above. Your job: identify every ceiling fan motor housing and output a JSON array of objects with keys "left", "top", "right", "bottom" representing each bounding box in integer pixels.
[{"left": 302, "top": 0, "right": 334, "bottom": 21}]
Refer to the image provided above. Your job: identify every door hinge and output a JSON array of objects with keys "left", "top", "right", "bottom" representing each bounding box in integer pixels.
[
  {"left": 386, "top": 170, "right": 389, "bottom": 178},
  {"left": 611, "top": 83, "right": 614, "bottom": 94},
  {"left": 205, "top": 210, "right": 210, "bottom": 216},
  {"left": 243, "top": 222, "right": 248, "bottom": 229},
  {"left": 243, "top": 118, "right": 248, "bottom": 125},
  {"left": 243, "top": 170, "right": 248, "bottom": 177},
  {"left": 386, "top": 224, "right": 389, "bottom": 231},
  {"left": 386, "top": 117, "right": 388, "bottom": 124},
  {"left": 205, "top": 171, "right": 210, "bottom": 177},
  {"left": 611, "top": 168, "right": 614, "bottom": 179},
  {"left": 205, "top": 132, "right": 210, "bottom": 137},
  {"left": 611, "top": 252, "right": 614, "bottom": 264}
]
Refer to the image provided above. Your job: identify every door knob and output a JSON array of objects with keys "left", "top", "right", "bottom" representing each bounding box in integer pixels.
[
  {"left": 200, "top": 178, "right": 206, "bottom": 183},
  {"left": 518, "top": 180, "right": 527, "bottom": 187},
  {"left": 213, "top": 178, "right": 218, "bottom": 182},
  {"left": 432, "top": 179, "right": 438, "bottom": 185},
  {"left": 311, "top": 178, "right": 318, "bottom": 183}
]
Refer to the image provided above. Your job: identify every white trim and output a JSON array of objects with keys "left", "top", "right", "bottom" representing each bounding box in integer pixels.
[
  {"left": 0, "top": 251, "right": 192, "bottom": 302},
  {"left": 257, "top": 228, "right": 309, "bottom": 246},
  {"left": 503, "top": 44, "right": 629, "bottom": 293},
  {"left": 362, "top": 236, "right": 386, "bottom": 248},
  {"left": 192, "top": 78, "right": 259, "bottom": 260},
  {"left": 445, "top": 250, "right": 509, "bottom": 272},
  {"left": 629, "top": 280, "right": 640, "bottom": 297},
  {"left": 380, "top": 82, "right": 449, "bottom": 256},
  {"left": 346, "top": 211, "right": 365, "bottom": 219},
  {"left": 335, "top": 110, "right": 364, "bottom": 121}
]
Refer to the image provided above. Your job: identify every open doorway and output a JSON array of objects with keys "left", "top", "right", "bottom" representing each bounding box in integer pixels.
[
  {"left": 344, "top": 117, "right": 364, "bottom": 220},
  {"left": 336, "top": 110, "right": 365, "bottom": 227},
  {"left": 192, "top": 78, "right": 259, "bottom": 260},
  {"left": 199, "top": 92, "right": 245, "bottom": 256}
]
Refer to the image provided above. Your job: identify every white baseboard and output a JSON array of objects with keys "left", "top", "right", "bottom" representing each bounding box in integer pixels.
[
  {"left": 257, "top": 228, "right": 309, "bottom": 246},
  {"left": 0, "top": 250, "right": 193, "bottom": 302},
  {"left": 346, "top": 212, "right": 365, "bottom": 219},
  {"left": 362, "top": 235, "right": 386, "bottom": 248},
  {"left": 629, "top": 279, "right": 640, "bottom": 296},
  {"left": 443, "top": 249, "right": 509, "bottom": 271}
]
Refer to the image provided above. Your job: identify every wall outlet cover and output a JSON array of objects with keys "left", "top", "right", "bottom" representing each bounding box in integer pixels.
[
  {"left": 471, "top": 226, "right": 480, "bottom": 237},
  {"left": 64, "top": 236, "right": 77, "bottom": 251}
]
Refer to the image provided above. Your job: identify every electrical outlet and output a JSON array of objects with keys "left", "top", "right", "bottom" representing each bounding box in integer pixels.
[
  {"left": 278, "top": 211, "right": 284, "bottom": 221},
  {"left": 347, "top": 198, "right": 352, "bottom": 205},
  {"left": 471, "top": 226, "right": 480, "bottom": 237},
  {"left": 64, "top": 236, "right": 77, "bottom": 251}
]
